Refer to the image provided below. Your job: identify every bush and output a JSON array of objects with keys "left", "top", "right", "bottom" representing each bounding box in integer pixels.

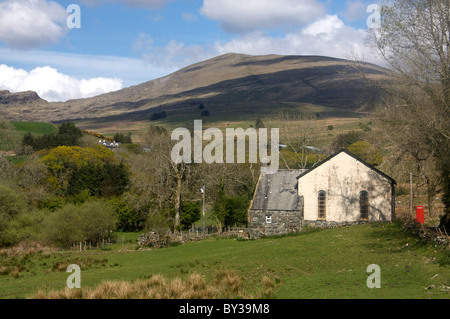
[
  {"left": 213, "top": 195, "right": 249, "bottom": 228},
  {"left": 113, "top": 133, "right": 132, "bottom": 144},
  {"left": 180, "top": 201, "right": 201, "bottom": 230},
  {"left": 1, "top": 210, "right": 47, "bottom": 245},
  {"left": 22, "top": 122, "right": 83, "bottom": 152},
  {"left": 150, "top": 111, "right": 167, "bottom": 121},
  {"left": 0, "top": 185, "right": 28, "bottom": 246},
  {"left": 348, "top": 141, "right": 383, "bottom": 167},
  {"left": 44, "top": 199, "right": 117, "bottom": 248},
  {"left": 437, "top": 248, "right": 450, "bottom": 267},
  {"left": 0, "top": 185, "right": 27, "bottom": 218},
  {"left": 110, "top": 194, "right": 149, "bottom": 232}
]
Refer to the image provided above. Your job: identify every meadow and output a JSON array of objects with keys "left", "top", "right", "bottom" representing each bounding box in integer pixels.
[
  {"left": 0, "top": 222, "right": 448, "bottom": 299},
  {"left": 11, "top": 122, "right": 57, "bottom": 136}
]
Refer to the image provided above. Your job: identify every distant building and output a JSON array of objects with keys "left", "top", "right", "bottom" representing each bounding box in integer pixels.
[
  {"left": 99, "top": 139, "right": 121, "bottom": 151},
  {"left": 249, "top": 149, "right": 396, "bottom": 237}
]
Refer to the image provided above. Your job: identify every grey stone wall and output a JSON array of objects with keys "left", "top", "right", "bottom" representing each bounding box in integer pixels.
[{"left": 249, "top": 209, "right": 303, "bottom": 238}]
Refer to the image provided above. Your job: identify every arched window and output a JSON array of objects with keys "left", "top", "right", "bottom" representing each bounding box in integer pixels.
[
  {"left": 318, "top": 191, "right": 326, "bottom": 220},
  {"left": 360, "top": 191, "right": 369, "bottom": 221}
]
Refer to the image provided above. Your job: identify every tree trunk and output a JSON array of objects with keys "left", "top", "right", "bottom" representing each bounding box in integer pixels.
[{"left": 173, "top": 169, "right": 182, "bottom": 231}]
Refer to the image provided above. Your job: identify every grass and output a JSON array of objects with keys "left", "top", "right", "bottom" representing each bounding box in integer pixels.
[
  {"left": 11, "top": 122, "right": 57, "bottom": 136},
  {"left": 0, "top": 222, "right": 448, "bottom": 299}
]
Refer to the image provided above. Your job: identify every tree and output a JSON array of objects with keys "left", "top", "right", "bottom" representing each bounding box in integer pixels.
[
  {"left": 330, "top": 131, "right": 363, "bottom": 152},
  {"left": 113, "top": 132, "right": 132, "bottom": 144},
  {"left": 255, "top": 118, "right": 265, "bottom": 129},
  {"left": 348, "top": 141, "right": 383, "bottom": 167},
  {"left": 0, "top": 184, "right": 27, "bottom": 246},
  {"left": 41, "top": 145, "right": 118, "bottom": 193},
  {"left": 264, "top": 113, "right": 326, "bottom": 169},
  {"left": 150, "top": 111, "right": 167, "bottom": 121},
  {"left": 22, "top": 122, "right": 83, "bottom": 151},
  {"left": 179, "top": 201, "right": 201, "bottom": 231},
  {"left": 0, "top": 118, "right": 19, "bottom": 155},
  {"left": 212, "top": 194, "right": 249, "bottom": 229},
  {"left": 44, "top": 199, "right": 117, "bottom": 248},
  {"left": 140, "top": 126, "right": 195, "bottom": 231},
  {"left": 366, "top": 0, "right": 450, "bottom": 225}
]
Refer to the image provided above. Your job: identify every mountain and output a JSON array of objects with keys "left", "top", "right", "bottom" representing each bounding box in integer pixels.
[{"left": 0, "top": 53, "right": 387, "bottom": 125}]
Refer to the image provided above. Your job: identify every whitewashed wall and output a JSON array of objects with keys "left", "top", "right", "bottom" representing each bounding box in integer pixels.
[{"left": 298, "top": 152, "right": 394, "bottom": 223}]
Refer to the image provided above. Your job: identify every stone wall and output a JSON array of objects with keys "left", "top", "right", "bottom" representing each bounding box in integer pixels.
[{"left": 249, "top": 209, "right": 303, "bottom": 238}]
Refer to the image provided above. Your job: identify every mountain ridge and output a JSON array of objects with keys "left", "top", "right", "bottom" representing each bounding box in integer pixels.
[{"left": 0, "top": 53, "right": 387, "bottom": 124}]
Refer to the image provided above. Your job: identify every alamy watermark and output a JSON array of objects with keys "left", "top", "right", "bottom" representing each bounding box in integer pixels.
[
  {"left": 67, "top": 4, "right": 81, "bottom": 29},
  {"left": 171, "top": 120, "right": 280, "bottom": 174},
  {"left": 66, "top": 264, "right": 81, "bottom": 289},
  {"left": 367, "top": 4, "right": 381, "bottom": 29},
  {"left": 367, "top": 264, "right": 381, "bottom": 289}
]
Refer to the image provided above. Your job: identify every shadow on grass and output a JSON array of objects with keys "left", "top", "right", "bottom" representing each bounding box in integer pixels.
[{"left": 362, "top": 221, "right": 428, "bottom": 253}]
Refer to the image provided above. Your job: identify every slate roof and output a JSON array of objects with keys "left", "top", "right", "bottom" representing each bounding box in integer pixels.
[{"left": 250, "top": 169, "right": 306, "bottom": 212}]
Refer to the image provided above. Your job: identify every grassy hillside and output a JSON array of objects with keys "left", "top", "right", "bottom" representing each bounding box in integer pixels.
[
  {"left": 1, "top": 222, "right": 448, "bottom": 299},
  {"left": 11, "top": 122, "right": 57, "bottom": 136}
]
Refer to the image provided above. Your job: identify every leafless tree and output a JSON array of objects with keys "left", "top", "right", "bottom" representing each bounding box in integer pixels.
[
  {"left": 264, "top": 112, "right": 326, "bottom": 169},
  {"left": 366, "top": 0, "right": 450, "bottom": 221}
]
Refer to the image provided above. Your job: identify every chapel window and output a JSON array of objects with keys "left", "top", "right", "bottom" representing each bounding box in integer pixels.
[
  {"left": 360, "top": 191, "right": 369, "bottom": 221},
  {"left": 318, "top": 191, "right": 326, "bottom": 220}
]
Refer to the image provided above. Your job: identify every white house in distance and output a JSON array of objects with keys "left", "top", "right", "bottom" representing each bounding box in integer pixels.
[
  {"left": 297, "top": 148, "right": 396, "bottom": 226},
  {"left": 249, "top": 149, "right": 396, "bottom": 236}
]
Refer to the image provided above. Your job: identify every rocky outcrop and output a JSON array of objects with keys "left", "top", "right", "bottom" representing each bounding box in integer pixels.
[{"left": 0, "top": 90, "right": 45, "bottom": 104}]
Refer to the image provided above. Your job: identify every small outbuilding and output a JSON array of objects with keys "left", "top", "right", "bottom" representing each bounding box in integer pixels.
[
  {"left": 249, "top": 149, "right": 396, "bottom": 236},
  {"left": 248, "top": 169, "right": 305, "bottom": 237}
]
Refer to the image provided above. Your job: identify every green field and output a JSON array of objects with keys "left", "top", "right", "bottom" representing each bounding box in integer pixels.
[
  {"left": 11, "top": 122, "right": 57, "bottom": 136},
  {"left": 1, "top": 222, "right": 448, "bottom": 299}
]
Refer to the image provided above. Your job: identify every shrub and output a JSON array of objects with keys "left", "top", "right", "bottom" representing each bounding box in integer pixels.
[
  {"left": 348, "top": 141, "right": 383, "bottom": 167},
  {"left": 44, "top": 199, "right": 117, "bottom": 248},
  {"left": 213, "top": 195, "right": 249, "bottom": 228},
  {"left": 0, "top": 185, "right": 28, "bottom": 246},
  {"left": 22, "top": 122, "right": 83, "bottom": 152},
  {"left": 110, "top": 194, "right": 149, "bottom": 232},
  {"left": 1, "top": 210, "right": 47, "bottom": 245},
  {"left": 179, "top": 201, "right": 201, "bottom": 231},
  {"left": 150, "top": 111, "right": 167, "bottom": 121},
  {"left": 0, "top": 185, "right": 27, "bottom": 218},
  {"left": 113, "top": 133, "right": 132, "bottom": 144}
]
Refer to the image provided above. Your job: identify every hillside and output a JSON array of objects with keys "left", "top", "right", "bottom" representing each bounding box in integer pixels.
[{"left": 1, "top": 53, "right": 387, "bottom": 125}]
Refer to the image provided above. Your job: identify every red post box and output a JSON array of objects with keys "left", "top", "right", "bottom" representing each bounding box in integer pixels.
[{"left": 416, "top": 206, "right": 425, "bottom": 224}]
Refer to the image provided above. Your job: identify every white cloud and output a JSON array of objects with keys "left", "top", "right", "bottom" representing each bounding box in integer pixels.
[
  {"left": 0, "top": 0, "right": 68, "bottom": 49},
  {"left": 133, "top": 33, "right": 214, "bottom": 70},
  {"left": 340, "top": 0, "right": 370, "bottom": 22},
  {"left": 0, "top": 47, "right": 174, "bottom": 88},
  {"left": 0, "top": 64, "right": 123, "bottom": 102},
  {"left": 213, "top": 15, "right": 384, "bottom": 65},
  {"left": 200, "top": 0, "right": 325, "bottom": 33}
]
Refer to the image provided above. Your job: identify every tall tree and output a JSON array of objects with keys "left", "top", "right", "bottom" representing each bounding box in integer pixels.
[{"left": 366, "top": 0, "right": 450, "bottom": 226}]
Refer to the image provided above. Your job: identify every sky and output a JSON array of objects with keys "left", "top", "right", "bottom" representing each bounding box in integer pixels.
[{"left": 0, "top": 0, "right": 384, "bottom": 102}]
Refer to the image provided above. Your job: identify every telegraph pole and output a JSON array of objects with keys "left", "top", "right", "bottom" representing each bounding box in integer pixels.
[
  {"left": 200, "top": 186, "right": 206, "bottom": 236},
  {"left": 410, "top": 173, "right": 413, "bottom": 217}
]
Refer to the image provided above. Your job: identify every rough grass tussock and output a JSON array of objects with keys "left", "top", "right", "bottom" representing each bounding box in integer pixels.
[{"left": 32, "top": 271, "right": 277, "bottom": 299}]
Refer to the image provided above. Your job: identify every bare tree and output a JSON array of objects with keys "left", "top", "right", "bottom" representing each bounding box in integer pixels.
[
  {"left": 264, "top": 112, "right": 326, "bottom": 169},
  {"left": 366, "top": 0, "right": 450, "bottom": 223}
]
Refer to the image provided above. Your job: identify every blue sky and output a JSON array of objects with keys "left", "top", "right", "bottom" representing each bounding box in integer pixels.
[{"left": 0, "top": 0, "right": 383, "bottom": 102}]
